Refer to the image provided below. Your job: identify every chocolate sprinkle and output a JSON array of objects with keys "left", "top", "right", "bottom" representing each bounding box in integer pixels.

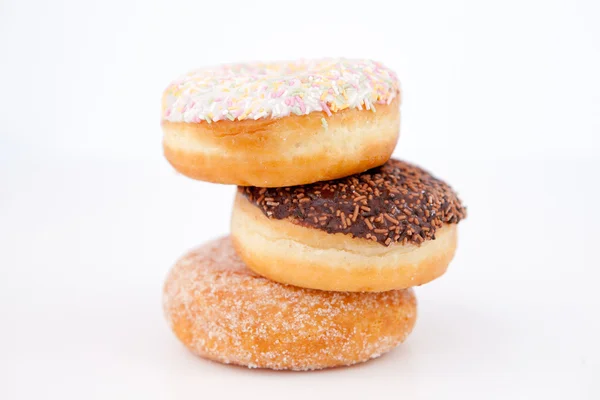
[{"left": 239, "top": 159, "right": 467, "bottom": 246}]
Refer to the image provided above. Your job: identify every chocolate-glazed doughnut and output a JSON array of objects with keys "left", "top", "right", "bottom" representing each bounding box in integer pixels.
[{"left": 231, "top": 159, "right": 466, "bottom": 292}]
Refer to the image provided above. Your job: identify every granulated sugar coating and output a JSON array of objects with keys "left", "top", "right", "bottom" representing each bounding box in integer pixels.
[{"left": 163, "top": 237, "right": 417, "bottom": 370}]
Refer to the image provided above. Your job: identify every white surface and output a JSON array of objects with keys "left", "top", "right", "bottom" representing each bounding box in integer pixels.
[
  {"left": 1, "top": 155, "right": 599, "bottom": 399},
  {"left": 1, "top": 0, "right": 600, "bottom": 398},
  {"left": 1, "top": 0, "right": 600, "bottom": 163}
]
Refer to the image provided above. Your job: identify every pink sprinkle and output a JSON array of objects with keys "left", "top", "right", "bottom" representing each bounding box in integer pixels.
[
  {"left": 285, "top": 98, "right": 293, "bottom": 106},
  {"left": 320, "top": 101, "right": 332, "bottom": 116},
  {"left": 295, "top": 96, "right": 306, "bottom": 113}
]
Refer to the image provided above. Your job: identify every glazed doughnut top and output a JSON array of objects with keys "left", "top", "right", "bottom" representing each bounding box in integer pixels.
[
  {"left": 162, "top": 58, "right": 399, "bottom": 123},
  {"left": 240, "top": 159, "right": 467, "bottom": 246}
]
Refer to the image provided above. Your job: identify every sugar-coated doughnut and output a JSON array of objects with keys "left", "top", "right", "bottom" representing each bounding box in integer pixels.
[
  {"left": 231, "top": 159, "right": 467, "bottom": 292},
  {"left": 163, "top": 237, "right": 417, "bottom": 371},
  {"left": 161, "top": 59, "right": 400, "bottom": 187}
]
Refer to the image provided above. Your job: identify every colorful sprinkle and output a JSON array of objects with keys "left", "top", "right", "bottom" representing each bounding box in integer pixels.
[{"left": 162, "top": 58, "right": 400, "bottom": 123}]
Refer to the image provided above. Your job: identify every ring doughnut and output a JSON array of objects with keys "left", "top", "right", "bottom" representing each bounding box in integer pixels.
[
  {"left": 231, "top": 159, "right": 467, "bottom": 292},
  {"left": 163, "top": 237, "right": 417, "bottom": 370},
  {"left": 161, "top": 58, "right": 400, "bottom": 187}
]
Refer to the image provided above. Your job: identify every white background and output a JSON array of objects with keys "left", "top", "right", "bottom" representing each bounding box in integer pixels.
[{"left": 1, "top": 0, "right": 599, "bottom": 399}]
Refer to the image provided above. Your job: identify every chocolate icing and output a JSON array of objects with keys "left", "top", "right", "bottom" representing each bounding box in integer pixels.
[{"left": 239, "top": 159, "right": 466, "bottom": 246}]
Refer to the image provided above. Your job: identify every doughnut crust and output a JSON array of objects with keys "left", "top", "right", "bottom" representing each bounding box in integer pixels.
[
  {"left": 163, "top": 237, "right": 417, "bottom": 371},
  {"left": 162, "top": 100, "right": 399, "bottom": 187},
  {"left": 232, "top": 194, "right": 457, "bottom": 292}
]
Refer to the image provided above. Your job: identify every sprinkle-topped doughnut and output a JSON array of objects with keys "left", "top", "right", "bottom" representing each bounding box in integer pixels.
[
  {"left": 240, "top": 159, "right": 467, "bottom": 247},
  {"left": 162, "top": 58, "right": 400, "bottom": 123}
]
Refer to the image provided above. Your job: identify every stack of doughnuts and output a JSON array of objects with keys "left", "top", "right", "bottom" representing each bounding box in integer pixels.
[{"left": 161, "top": 58, "right": 466, "bottom": 370}]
